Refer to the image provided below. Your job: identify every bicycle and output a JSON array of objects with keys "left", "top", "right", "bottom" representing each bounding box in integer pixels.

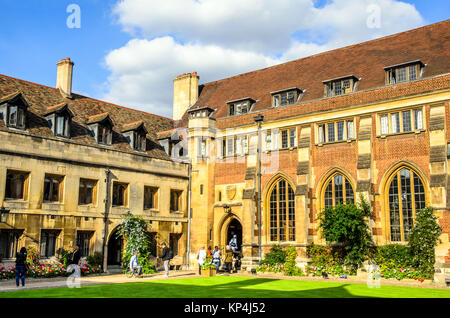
[{"left": 125, "top": 267, "right": 141, "bottom": 278}]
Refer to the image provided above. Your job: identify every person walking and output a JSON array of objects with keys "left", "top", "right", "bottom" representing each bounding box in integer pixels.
[
  {"left": 212, "top": 246, "right": 222, "bottom": 274},
  {"left": 197, "top": 246, "right": 207, "bottom": 275},
  {"left": 129, "top": 250, "right": 143, "bottom": 277},
  {"left": 224, "top": 245, "right": 233, "bottom": 273},
  {"left": 207, "top": 246, "right": 212, "bottom": 257},
  {"left": 229, "top": 234, "right": 238, "bottom": 253},
  {"left": 157, "top": 242, "right": 172, "bottom": 278},
  {"left": 69, "top": 245, "right": 81, "bottom": 278},
  {"left": 15, "top": 247, "right": 27, "bottom": 287}
]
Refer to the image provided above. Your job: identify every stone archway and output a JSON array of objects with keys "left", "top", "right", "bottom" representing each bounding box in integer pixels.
[
  {"left": 107, "top": 228, "right": 123, "bottom": 266},
  {"left": 226, "top": 218, "right": 242, "bottom": 252}
]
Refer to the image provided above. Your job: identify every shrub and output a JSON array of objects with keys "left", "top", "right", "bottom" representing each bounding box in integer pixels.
[
  {"left": 408, "top": 207, "right": 442, "bottom": 279},
  {"left": 374, "top": 244, "right": 413, "bottom": 267},
  {"left": 86, "top": 252, "right": 103, "bottom": 267},
  {"left": 26, "top": 246, "right": 40, "bottom": 266},
  {"left": 260, "top": 245, "right": 286, "bottom": 265},
  {"left": 317, "top": 195, "right": 374, "bottom": 272},
  {"left": 57, "top": 248, "right": 72, "bottom": 267},
  {"left": 116, "top": 212, "right": 156, "bottom": 275},
  {"left": 284, "top": 246, "right": 304, "bottom": 276}
]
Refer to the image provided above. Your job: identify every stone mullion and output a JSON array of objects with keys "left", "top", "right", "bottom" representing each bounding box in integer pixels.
[
  {"left": 356, "top": 116, "right": 374, "bottom": 235},
  {"left": 428, "top": 103, "right": 449, "bottom": 270},
  {"left": 295, "top": 125, "right": 310, "bottom": 264}
]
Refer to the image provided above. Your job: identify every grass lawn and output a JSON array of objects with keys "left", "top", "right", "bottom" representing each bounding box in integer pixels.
[{"left": 1, "top": 276, "right": 449, "bottom": 298}]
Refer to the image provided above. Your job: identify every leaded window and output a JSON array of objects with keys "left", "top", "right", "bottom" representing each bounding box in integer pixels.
[
  {"left": 269, "top": 179, "right": 295, "bottom": 242},
  {"left": 388, "top": 168, "right": 425, "bottom": 242},
  {"left": 323, "top": 173, "right": 355, "bottom": 209}
]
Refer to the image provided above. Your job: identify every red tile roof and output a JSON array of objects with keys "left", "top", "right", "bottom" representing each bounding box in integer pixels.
[
  {"left": 0, "top": 74, "right": 174, "bottom": 160},
  {"left": 185, "top": 19, "right": 450, "bottom": 128}
]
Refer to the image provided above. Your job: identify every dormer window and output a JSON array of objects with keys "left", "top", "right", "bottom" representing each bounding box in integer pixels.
[
  {"left": 323, "top": 76, "right": 359, "bottom": 97},
  {"left": 121, "top": 120, "right": 147, "bottom": 152},
  {"left": 0, "top": 92, "right": 28, "bottom": 130},
  {"left": 86, "top": 112, "right": 114, "bottom": 145},
  {"left": 384, "top": 60, "right": 424, "bottom": 85},
  {"left": 226, "top": 98, "right": 255, "bottom": 116},
  {"left": 188, "top": 106, "right": 215, "bottom": 119},
  {"left": 43, "top": 103, "right": 74, "bottom": 138},
  {"left": 271, "top": 88, "right": 302, "bottom": 107}
]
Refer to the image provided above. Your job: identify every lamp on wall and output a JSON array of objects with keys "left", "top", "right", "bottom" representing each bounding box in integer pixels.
[{"left": 0, "top": 204, "right": 10, "bottom": 223}]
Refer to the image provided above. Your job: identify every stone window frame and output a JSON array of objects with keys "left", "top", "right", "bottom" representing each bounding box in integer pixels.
[
  {"left": 143, "top": 185, "right": 159, "bottom": 210},
  {"left": 4, "top": 169, "right": 30, "bottom": 201},
  {"left": 315, "top": 117, "right": 356, "bottom": 146},
  {"left": 78, "top": 178, "right": 98, "bottom": 206},
  {"left": 376, "top": 105, "right": 426, "bottom": 138}
]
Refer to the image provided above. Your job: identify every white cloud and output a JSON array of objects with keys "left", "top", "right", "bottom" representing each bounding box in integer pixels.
[
  {"left": 102, "top": 0, "right": 424, "bottom": 117},
  {"left": 104, "top": 37, "right": 278, "bottom": 118}
]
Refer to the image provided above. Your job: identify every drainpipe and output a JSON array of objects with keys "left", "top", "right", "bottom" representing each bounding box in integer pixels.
[
  {"left": 186, "top": 161, "right": 192, "bottom": 270},
  {"left": 102, "top": 168, "right": 111, "bottom": 271}
]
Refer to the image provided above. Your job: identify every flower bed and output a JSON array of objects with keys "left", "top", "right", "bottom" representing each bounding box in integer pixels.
[
  {"left": 379, "top": 264, "right": 426, "bottom": 282},
  {"left": 255, "top": 263, "right": 285, "bottom": 273},
  {"left": 0, "top": 264, "right": 104, "bottom": 280},
  {"left": 305, "top": 264, "right": 348, "bottom": 277}
]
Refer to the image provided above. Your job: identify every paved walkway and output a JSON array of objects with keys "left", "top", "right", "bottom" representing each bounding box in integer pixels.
[{"left": 1, "top": 270, "right": 448, "bottom": 293}]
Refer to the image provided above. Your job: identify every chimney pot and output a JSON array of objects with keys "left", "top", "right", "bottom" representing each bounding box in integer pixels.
[{"left": 56, "top": 58, "right": 74, "bottom": 98}]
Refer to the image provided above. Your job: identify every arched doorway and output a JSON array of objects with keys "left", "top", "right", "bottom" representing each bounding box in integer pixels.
[
  {"left": 226, "top": 218, "right": 242, "bottom": 252},
  {"left": 107, "top": 229, "right": 123, "bottom": 266}
]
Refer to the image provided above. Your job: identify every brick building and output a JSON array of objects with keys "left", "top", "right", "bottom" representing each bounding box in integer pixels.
[{"left": 162, "top": 20, "right": 450, "bottom": 272}]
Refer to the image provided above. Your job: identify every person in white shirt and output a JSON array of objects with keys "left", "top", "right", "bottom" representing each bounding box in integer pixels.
[
  {"left": 129, "top": 250, "right": 143, "bottom": 277},
  {"left": 229, "top": 235, "right": 238, "bottom": 253},
  {"left": 197, "top": 246, "right": 207, "bottom": 275}
]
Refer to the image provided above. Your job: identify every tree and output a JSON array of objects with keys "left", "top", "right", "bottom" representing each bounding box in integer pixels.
[
  {"left": 317, "top": 195, "right": 374, "bottom": 273},
  {"left": 408, "top": 207, "right": 442, "bottom": 279},
  {"left": 116, "top": 212, "right": 156, "bottom": 274}
]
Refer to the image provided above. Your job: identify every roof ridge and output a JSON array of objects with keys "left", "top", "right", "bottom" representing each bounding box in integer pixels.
[
  {"left": 0, "top": 73, "right": 174, "bottom": 123},
  {"left": 200, "top": 19, "right": 449, "bottom": 87}
]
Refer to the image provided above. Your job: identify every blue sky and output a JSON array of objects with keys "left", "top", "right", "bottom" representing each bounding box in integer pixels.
[{"left": 0, "top": 0, "right": 448, "bottom": 117}]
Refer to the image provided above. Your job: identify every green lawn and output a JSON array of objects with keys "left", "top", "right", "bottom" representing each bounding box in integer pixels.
[{"left": 1, "top": 276, "right": 449, "bottom": 298}]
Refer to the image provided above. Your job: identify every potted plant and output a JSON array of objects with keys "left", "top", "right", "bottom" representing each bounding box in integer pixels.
[{"left": 201, "top": 256, "right": 216, "bottom": 277}]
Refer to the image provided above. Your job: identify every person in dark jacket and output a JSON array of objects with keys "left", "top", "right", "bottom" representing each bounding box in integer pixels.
[
  {"left": 157, "top": 242, "right": 172, "bottom": 278},
  {"left": 15, "top": 247, "right": 27, "bottom": 287},
  {"left": 70, "top": 245, "right": 81, "bottom": 278}
]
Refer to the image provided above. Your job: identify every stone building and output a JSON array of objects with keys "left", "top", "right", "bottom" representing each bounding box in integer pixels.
[
  {"left": 164, "top": 20, "right": 450, "bottom": 272},
  {"left": 0, "top": 58, "right": 189, "bottom": 270}
]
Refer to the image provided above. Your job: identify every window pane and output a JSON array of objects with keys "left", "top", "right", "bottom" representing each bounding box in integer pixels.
[
  {"left": 334, "top": 81, "right": 342, "bottom": 95},
  {"left": 289, "top": 129, "right": 296, "bottom": 147},
  {"left": 397, "top": 67, "right": 407, "bottom": 82},
  {"left": 400, "top": 169, "right": 413, "bottom": 241},
  {"left": 280, "top": 92, "right": 287, "bottom": 105},
  {"left": 227, "top": 138, "right": 233, "bottom": 156},
  {"left": 409, "top": 65, "right": 416, "bottom": 80},
  {"left": 9, "top": 106, "right": 17, "bottom": 126},
  {"left": 402, "top": 111, "right": 412, "bottom": 132},
  {"left": 414, "top": 109, "right": 423, "bottom": 130},
  {"left": 265, "top": 131, "right": 272, "bottom": 150},
  {"left": 334, "top": 175, "right": 343, "bottom": 205},
  {"left": 5, "top": 171, "right": 26, "bottom": 199},
  {"left": 347, "top": 121, "right": 354, "bottom": 139},
  {"left": 380, "top": 115, "right": 389, "bottom": 134},
  {"left": 318, "top": 125, "right": 325, "bottom": 143},
  {"left": 391, "top": 113, "right": 400, "bottom": 133},
  {"left": 56, "top": 116, "right": 65, "bottom": 135},
  {"left": 287, "top": 92, "right": 295, "bottom": 104},
  {"left": 270, "top": 186, "right": 277, "bottom": 241},
  {"left": 327, "top": 123, "right": 335, "bottom": 142},
  {"left": 229, "top": 104, "right": 235, "bottom": 116},
  {"left": 278, "top": 180, "right": 286, "bottom": 241},
  {"left": 281, "top": 130, "right": 288, "bottom": 148},
  {"left": 345, "top": 179, "right": 354, "bottom": 204},
  {"left": 389, "top": 175, "right": 401, "bottom": 241},
  {"left": 288, "top": 185, "right": 295, "bottom": 241},
  {"left": 337, "top": 121, "right": 344, "bottom": 141},
  {"left": 324, "top": 182, "right": 333, "bottom": 209},
  {"left": 413, "top": 173, "right": 425, "bottom": 211},
  {"left": 274, "top": 96, "right": 279, "bottom": 107}
]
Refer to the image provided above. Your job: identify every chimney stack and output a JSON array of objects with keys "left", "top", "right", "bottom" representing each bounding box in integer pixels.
[
  {"left": 173, "top": 72, "right": 199, "bottom": 121},
  {"left": 56, "top": 57, "right": 74, "bottom": 98}
]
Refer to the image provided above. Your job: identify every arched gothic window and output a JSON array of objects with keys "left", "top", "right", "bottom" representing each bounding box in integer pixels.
[
  {"left": 323, "top": 172, "right": 355, "bottom": 209},
  {"left": 269, "top": 178, "right": 295, "bottom": 242},
  {"left": 387, "top": 167, "right": 425, "bottom": 242}
]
